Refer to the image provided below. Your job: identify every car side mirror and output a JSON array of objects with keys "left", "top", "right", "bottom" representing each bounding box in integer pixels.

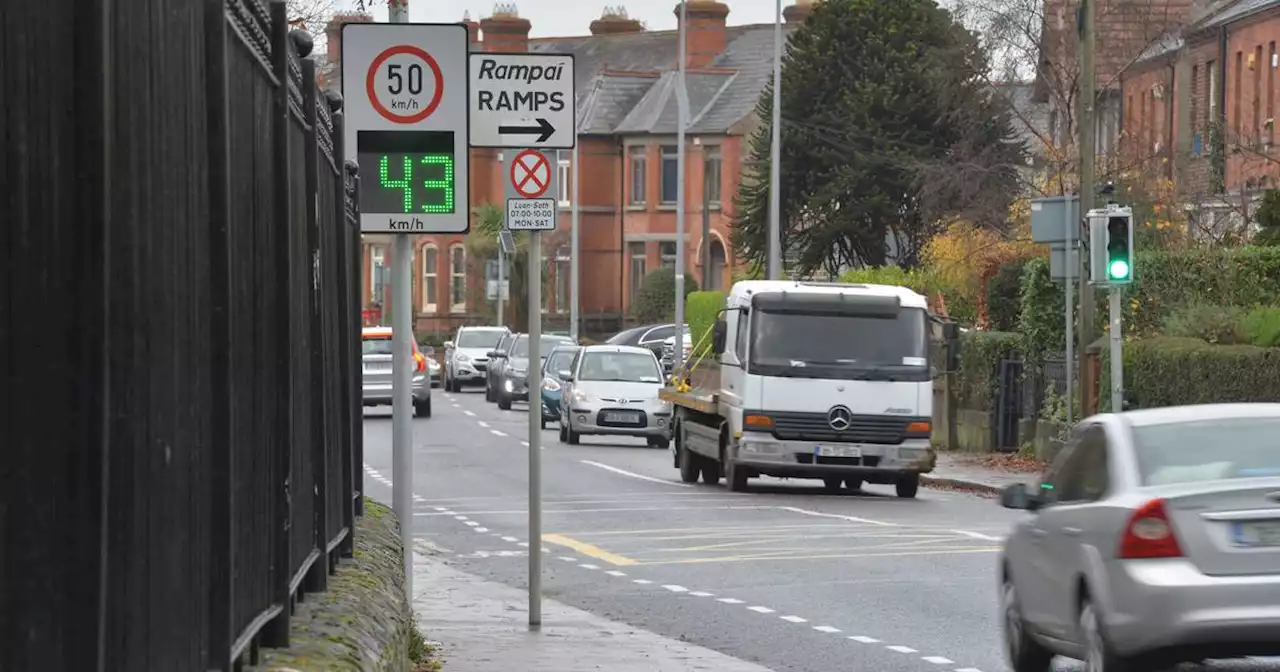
[
  {"left": 712, "top": 320, "right": 727, "bottom": 355},
  {"left": 486, "top": 350, "right": 498, "bottom": 358},
  {"left": 443, "top": 341, "right": 454, "bottom": 350},
  {"left": 1000, "top": 483, "right": 1040, "bottom": 511},
  {"left": 559, "top": 372, "right": 573, "bottom": 382}
]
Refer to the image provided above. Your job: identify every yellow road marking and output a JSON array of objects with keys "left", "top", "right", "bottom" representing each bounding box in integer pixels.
[
  {"left": 542, "top": 533, "right": 637, "bottom": 566},
  {"left": 560, "top": 523, "right": 891, "bottom": 538},
  {"left": 632, "top": 547, "right": 1001, "bottom": 566}
]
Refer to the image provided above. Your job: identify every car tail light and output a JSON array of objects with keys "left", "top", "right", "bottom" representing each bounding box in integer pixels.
[
  {"left": 1118, "top": 498, "right": 1182, "bottom": 559},
  {"left": 413, "top": 351, "right": 426, "bottom": 373}
]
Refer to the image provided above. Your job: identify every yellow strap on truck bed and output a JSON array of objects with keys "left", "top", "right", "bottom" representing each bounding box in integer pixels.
[{"left": 659, "top": 386, "right": 716, "bottom": 414}]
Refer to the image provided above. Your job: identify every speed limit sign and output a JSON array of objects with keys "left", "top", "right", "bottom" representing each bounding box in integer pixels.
[{"left": 341, "top": 23, "right": 469, "bottom": 234}]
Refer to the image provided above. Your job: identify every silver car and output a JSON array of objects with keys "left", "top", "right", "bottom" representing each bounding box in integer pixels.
[
  {"left": 558, "top": 345, "right": 671, "bottom": 448},
  {"left": 443, "top": 325, "right": 508, "bottom": 392},
  {"left": 998, "top": 403, "right": 1280, "bottom": 672},
  {"left": 361, "top": 327, "right": 431, "bottom": 417}
]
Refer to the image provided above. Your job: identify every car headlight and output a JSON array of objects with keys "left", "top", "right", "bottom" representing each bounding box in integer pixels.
[
  {"left": 510, "top": 368, "right": 526, "bottom": 377},
  {"left": 542, "top": 377, "right": 560, "bottom": 391},
  {"left": 456, "top": 353, "right": 470, "bottom": 362},
  {"left": 571, "top": 389, "right": 589, "bottom": 403}
]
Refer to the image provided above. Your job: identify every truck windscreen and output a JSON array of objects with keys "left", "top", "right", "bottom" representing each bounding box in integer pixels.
[{"left": 749, "top": 307, "right": 929, "bottom": 381}]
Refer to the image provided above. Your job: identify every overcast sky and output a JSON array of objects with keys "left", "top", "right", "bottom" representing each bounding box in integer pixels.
[{"left": 339, "top": 0, "right": 788, "bottom": 36}]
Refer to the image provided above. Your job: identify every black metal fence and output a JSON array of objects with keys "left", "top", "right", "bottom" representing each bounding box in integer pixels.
[{"left": 1, "top": 0, "right": 364, "bottom": 669}]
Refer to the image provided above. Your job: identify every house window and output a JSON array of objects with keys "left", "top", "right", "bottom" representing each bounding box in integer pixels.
[
  {"left": 703, "top": 146, "right": 722, "bottom": 206},
  {"left": 554, "top": 247, "right": 571, "bottom": 314},
  {"left": 628, "top": 241, "right": 646, "bottom": 300},
  {"left": 1208, "top": 59, "right": 1219, "bottom": 122},
  {"left": 628, "top": 146, "right": 646, "bottom": 205},
  {"left": 660, "top": 241, "right": 677, "bottom": 269},
  {"left": 557, "top": 150, "right": 571, "bottom": 207},
  {"left": 421, "top": 244, "right": 438, "bottom": 313},
  {"left": 370, "top": 244, "right": 386, "bottom": 304},
  {"left": 1269, "top": 42, "right": 1277, "bottom": 143},
  {"left": 449, "top": 245, "right": 466, "bottom": 312},
  {"left": 708, "top": 238, "right": 726, "bottom": 290},
  {"left": 1190, "top": 64, "right": 1200, "bottom": 136},
  {"left": 660, "top": 145, "right": 679, "bottom": 203},
  {"left": 1254, "top": 45, "right": 1264, "bottom": 139}
]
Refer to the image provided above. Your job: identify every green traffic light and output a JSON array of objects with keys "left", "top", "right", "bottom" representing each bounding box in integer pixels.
[{"left": 1108, "top": 259, "right": 1130, "bottom": 279}]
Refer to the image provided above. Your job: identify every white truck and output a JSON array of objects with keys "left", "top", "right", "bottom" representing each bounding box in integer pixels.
[{"left": 660, "top": 280, "right": 951, "bottom": 497}]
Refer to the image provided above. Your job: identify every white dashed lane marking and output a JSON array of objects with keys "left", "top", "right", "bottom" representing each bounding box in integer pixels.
[
  {"left": 813, "top": 625, "right": 840, "bottom": 633},
  {"left": 885, "top": 645, "right": 917, "bottom": 654}
]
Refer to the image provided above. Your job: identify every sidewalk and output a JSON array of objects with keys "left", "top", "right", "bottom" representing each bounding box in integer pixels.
[
  {"left": 920, "top": 452, "right": 1044, "bottom": 494},
  {"left": 412, "top": 554, "right": 775, "bottom": 672}
]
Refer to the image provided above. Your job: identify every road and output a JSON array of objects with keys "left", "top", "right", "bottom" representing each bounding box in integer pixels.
[{"left": 362, "top": 388, "right": 1278, "bottom": 672}]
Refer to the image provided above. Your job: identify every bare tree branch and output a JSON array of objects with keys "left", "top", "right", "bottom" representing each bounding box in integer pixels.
[{"left": 287, "top": 0, "right": 335, "bottom": 31}]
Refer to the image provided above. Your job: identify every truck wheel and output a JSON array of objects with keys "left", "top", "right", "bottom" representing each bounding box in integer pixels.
[
  {"left": 823, "top": 477, "right": 843, "bottom": 492},
  {"left": 896, "top": 474, "right": 920, "bottom": 499},
  {"left": 725, "top": 459, "right": 748, "bottom": 491},
  {"left": 678, "top": 446, "right": 701, "bottom": 483},
  {"left": 700, "top": 461, "right": 719, "bottom": 485}
]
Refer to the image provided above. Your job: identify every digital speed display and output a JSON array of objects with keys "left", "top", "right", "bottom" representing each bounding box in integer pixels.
[{"left": 357, "top": 130, "right": 456, "bottom": 218}]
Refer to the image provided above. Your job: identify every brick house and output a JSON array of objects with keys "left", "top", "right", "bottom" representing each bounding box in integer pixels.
[
  {"left": 324, "top": 2, "right": 813, "bottom": 339},
  {"left": 1119, "top": 0, "right": 1279, "bottom": 232},
  {"left": 1035, "top": 0, "right": 1201, "bottom": 167}
]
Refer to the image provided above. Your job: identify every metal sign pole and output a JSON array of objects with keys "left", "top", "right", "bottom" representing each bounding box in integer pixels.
[
  {"left": 497, "top": 244, "right": 505, "bottom": 328},
  {"left": 386, "top": 0, "right": 415, "bottom": 601},
  {"left": 673, "top": 0, "right": 688, "bottom": 373},
  {"left": 527, "top": 230, "right": 543, "bottom": 627},
  {"left": 1109, "top": 288, "right": 1123, "bottom": 412},
  {"left": 1064, "top": 199, "right": 1074, "bottom": 425},
  {"left": 570, "top": 143, "right": 580, "bottom": 342}
]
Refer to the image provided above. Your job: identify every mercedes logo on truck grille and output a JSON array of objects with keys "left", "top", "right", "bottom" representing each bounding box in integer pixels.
[{"left": 828, "top": 405, "right": 853, "bottom": 431}]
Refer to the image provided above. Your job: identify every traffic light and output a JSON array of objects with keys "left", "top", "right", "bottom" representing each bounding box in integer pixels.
[{"left": 1104, "top": 212, "right": 1134, "bottom": 283}]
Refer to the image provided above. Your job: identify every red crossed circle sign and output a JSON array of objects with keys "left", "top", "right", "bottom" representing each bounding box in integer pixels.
[
  {"left": 366, "top": 45, "right": 444, "bottom": 124},
  {"left": 510, "top": 149, "right": 552, "bottom": 198}
]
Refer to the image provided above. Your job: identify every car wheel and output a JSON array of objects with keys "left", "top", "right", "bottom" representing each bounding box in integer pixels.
[
  {"left": 540, "top": 416, "right": 547, "bottom": 430},
  {"left": 1002, "top": 578, "right": 1052, "bottom": 672},
  {"left": 567, "top": 418, "right": 581, "bottom": 445},
  {"left": 844, "top": 478, "right": 863, "bottom": 491},
  {"left": 497, "top": 391, "right": 512, "bottom": 410},
  {"left": 413, "top": 399, "right": 430, "bottom": 418},
  {"left": 558, "top": 421, "right": 568, "bottom": 443},
  {"left": 678, "top": 445, "right": 701, "bottom": 483},
  {"left": 485, "top": 383, "right": 494, "bottom": 402},
  {"left": 1080, "top": 598, "right": 1129, "bottom": 672},
  {"left": 823, "top": 477, "right": 843, "bottom": 492},
  {"left": 895, "top": 474, "right": 920, "bottom": 498}
]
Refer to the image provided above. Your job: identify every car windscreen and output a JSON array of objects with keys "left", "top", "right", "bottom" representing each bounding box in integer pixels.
[
  {"left": 1131, "top": 417, "right": 1280, "bottom": 485},
  {"left": 362, "top": 337, "right": 393, "bottom": 356},
  {"left": 577, "top": 352, "right": 661, "bottom": 383},
  {"left": 457, "top": 330, "right": 505, "bottom": 348},
  {"left": 749, "top": 307, "right": 928, "bottom": 381},
  {"left": 510, "top": 336, "right": 571, "bottom": 358},
  {"left": 544, "top": 349, "right": 578, "bottom": 374}
]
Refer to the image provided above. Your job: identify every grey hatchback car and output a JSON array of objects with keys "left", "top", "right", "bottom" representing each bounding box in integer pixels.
[
  {"left": 361, "top": 327, "right": 431, "bottom": 417},
  {"left": 998, "top": 403, "right": 1280, "bottom": 672}
]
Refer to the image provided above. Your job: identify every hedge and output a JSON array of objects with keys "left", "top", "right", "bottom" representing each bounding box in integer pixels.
[
  {"left": 1017, "top": 246, "right": 1280, "bottom": 358},
  {"left": 957, "top": 331, "right": 1021, "bottom": 411},
  {"left": 839, "top": 265, "right": 945, "bottom": 296},
  {"left": 686, "top": 290, "right": 725, "bottom": 357},
  {"left": 1100, "top": 337, "right": 1280, "bottom": 412}
]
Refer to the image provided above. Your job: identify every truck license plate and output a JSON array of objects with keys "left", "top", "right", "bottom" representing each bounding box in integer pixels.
[
  {"left": 815, "top": 445, "right": 861, "bottom": 458},
  {"left": 1232, "top": 520, "right": 1280, "bottom": 547}
]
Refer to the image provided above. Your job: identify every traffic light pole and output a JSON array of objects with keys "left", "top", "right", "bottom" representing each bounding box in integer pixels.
[{"left": 1109, "top": 289, "right": 1123, "bottom": 412}]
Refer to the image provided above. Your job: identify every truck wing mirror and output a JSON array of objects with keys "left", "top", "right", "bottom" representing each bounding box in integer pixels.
[{"left": 712, "top": 320, "right": 728, "bottom": 355}]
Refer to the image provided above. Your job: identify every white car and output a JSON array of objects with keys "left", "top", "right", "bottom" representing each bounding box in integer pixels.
[
  {"left": 443, "top": 325, "right": 508, "bottom": 392},
  {"left": 558, "top": 345, "right": 672, "bottom": 448}
]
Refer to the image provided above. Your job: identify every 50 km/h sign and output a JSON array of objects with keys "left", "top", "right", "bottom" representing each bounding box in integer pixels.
[
  {"left": 469, "top": 53, "right": 576, "bottom": 149},
  {"left": 341, "top": 23, "right": 469, "bottom": 233}
]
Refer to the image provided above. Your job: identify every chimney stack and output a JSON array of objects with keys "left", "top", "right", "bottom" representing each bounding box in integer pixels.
[
  {"left": 783, "top": 0, "right": 816, "bottom": 24},
  {"left": 675, "top": 1, "right": 730, "bottom": 69},
  {"left": 480, "top": 3, "right": 532, "bottom": 53},
  {"left": 591, "top": 6, "right": 644, "bottom": 35}
]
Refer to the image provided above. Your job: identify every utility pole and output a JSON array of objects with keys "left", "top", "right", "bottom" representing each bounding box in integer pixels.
[
  {"left": 673, "top": 0, "right": 688, "bottom": 373},
  {"left": 766, "top": 0, "right": 783, "bottom": 279},
  {"left": 1077, "top": 0, "right": 1097, "bottom": 411}
]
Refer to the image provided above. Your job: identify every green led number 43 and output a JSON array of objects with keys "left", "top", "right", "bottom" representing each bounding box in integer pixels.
[{"left": 379, "top": 154, "right": 454, "bottom": 214}]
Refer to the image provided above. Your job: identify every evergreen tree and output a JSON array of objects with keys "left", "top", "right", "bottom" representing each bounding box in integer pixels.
[{"left": 731, "top": 0, "right": 1024, "bottom": 274}]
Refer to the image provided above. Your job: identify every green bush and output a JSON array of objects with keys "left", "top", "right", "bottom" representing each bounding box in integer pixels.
[
  {"left": 987, "top": 259, "right": 1027, "bottom": 331},
  {"left": 630, "top": 268, "right": 698, "bottom": 324},
  {"left": 1161, "top": 303, "right": 1247, "bottom": 344},
  {"left": 685, "top": 291, "right": 726, "bottom": 356},
  {"left": 1127, "top": 246, "right": 1280, "bottom": 336},
  {"left": 957, "top": 331, "right": 1021, "bottom": 411},
  {"left": 1100, "top": 337, "right": 1280, "bottom": 411},
  {"left": 1243, "top": 306, "right": 1280, "bottom": 347},
  {"left": 839, "top": 265, "right": 944, "bottom": 296},
  {"left": 1017, "top": 257, "right": 1067, "bottom": 361}
]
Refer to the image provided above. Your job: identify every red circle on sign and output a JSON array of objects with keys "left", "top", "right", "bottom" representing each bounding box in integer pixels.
[
  {"left": 510, "top": 149, "right": 551, "bottom": 198},
  {"left": 366, "top": 45, "right": 445, "bottom": 124}
]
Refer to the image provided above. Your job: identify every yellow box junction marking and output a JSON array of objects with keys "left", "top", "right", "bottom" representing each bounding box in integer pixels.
[{"left": 542, "top": 533, "right": 637, "bottom": 566}]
